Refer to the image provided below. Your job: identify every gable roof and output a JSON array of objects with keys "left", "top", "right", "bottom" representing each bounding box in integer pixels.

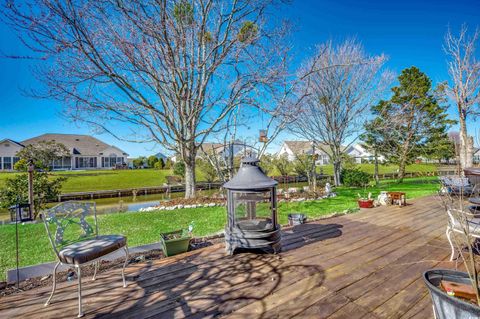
[
  {"left": 154, "top": 152, "right": 168, "bottom": 159},
  {"left": 21, "top": 133, "right": 128, "bottom": 156},
  {"left": 0, "top": 139, "right": 24, "bottom": 147},
  {"left": 282, "top": 140, "right": 349, "bottom": 156},
  {"left": 198, "top": 140, "right": 248, "bottom": 157},
  {"left": 283, "top": 141, "right": 313, "bottom": 154}
]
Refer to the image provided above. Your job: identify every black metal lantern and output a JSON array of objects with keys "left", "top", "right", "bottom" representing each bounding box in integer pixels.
[
  {"left": 9, "top": 201, "right": 33, "bottom": 289},
  {"left": 223, "top": 157, "right": 281, "bottom": 255},
  {"left": 9, "top": 202, "right": 33, "bottom": 223}
]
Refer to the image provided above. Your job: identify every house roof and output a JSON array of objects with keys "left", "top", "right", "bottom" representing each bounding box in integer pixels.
[
  {"left": 21, "top": 133, "right": 128, "bottom": 156},
  {"left": 0, "top": 139, "right": 24, "bottom": 147},
  {"left": 198, "top": 140, "right": 248, "bottom": 157},
  {"left": 154, "top": 152, "right": 168, "bottom": 159},
  {"left": 283, "top": 141, "right": 340, "bottom": 155}
]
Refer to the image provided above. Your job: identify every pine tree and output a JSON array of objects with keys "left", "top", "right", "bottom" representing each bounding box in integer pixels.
[{"left": 369, "top": 67, "right": 454, "bottom": 182}]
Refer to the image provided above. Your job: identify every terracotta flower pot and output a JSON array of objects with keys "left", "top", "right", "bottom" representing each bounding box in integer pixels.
[{"left": 358, "top": 199, "right": 374, "bottom": 208}]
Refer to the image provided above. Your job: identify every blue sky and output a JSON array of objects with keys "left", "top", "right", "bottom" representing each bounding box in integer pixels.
[{"left": 0, "top": 0, "right": 479, "bottom": 157}]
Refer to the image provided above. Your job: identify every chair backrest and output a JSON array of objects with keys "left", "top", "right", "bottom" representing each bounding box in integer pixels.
[{"left": 42, "top": 201, "right": 98, "bottom": 258}]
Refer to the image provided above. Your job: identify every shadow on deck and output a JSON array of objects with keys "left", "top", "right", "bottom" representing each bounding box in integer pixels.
[{"left": 0, "top": 196, "right": 453, "bottom": 318}]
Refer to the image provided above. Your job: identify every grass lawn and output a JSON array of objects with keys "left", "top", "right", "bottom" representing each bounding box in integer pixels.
[
  {"left": 0, "top": 176, "right": 440, "bottom": 281},
  {"left": 0, "top": 163, "right": 438, "bottom": 194},
  {"left": 315, "top": 163, "right": 438, "bottom": 175},
  {"left": 0, "top": 169, "right": 206, "bottom": 193}
]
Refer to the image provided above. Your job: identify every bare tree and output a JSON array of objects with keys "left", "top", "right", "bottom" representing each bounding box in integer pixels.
[
  {"left": 289, "top": 40, "right": 392, "bottom": 185},
  {"left": 3, "top": 0, "right": 291, "bottom": 198},
  {"left": 443, "top": 25, "right": 480, "bottom": 172}
]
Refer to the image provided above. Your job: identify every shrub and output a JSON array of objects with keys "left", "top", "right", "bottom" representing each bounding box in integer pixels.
[
  {"left": 173, "top": 161, "right": 186, "bottom": 177},
  {"left": 196, "top": 159, "right": 217, "bottom": 182},
  {"left": 164, "top": 158, "right": 173, "bottom": 169},
  {"left": 13, "top": 158, "right": 28, "bottom": 171},
  {"left": 154, "top": 159, "right": 165, "bottom": 170},
  {"left": 132, "top": 157, "right": 146, "bottom": 169},
  {"left": 272, "top": 155, "right": 292, "bottom": 176},
  {"left": 341, "top": 168, "right": 370, "bottom": 187},
  {"left": 0, "top": 171, "right": 66, "bottom": 219},
  {"left": 147, "top": 155, "right": 159, "bottom": 168}
]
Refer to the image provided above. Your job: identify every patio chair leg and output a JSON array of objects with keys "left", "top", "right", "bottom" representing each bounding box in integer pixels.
[
  {"left": 44, "top": 261, "right": 61, "bottom": 306},
  {"left": 122, "top": 245, "right": 129, "bottom": 288},
  {"left": 446, "top": 227, "right": 455, "bottom": 261},
  {"left": 92, "top": 261, "right": 99, "bottom": 281},
  {"left": 76, "top": 265, "right": 84, "bottom": 318}
]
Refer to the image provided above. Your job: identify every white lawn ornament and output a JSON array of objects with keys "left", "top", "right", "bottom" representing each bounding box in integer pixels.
[
  {"left": 377, "top": 191, "right": 389, "bottom": 206},
  {"left": 325, "top": 183, "right": 332, "bottom": 195}
]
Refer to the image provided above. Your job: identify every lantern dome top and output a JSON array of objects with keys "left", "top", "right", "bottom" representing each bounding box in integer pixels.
[{"left": 223, "top": 157, "right": 277, "bottom": 190}]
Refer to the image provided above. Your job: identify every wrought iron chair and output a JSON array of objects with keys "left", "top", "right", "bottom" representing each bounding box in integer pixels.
[
  {"left": 445, "top": 207, "right": 480, "bottom": 261},
  {"left": 42, "top": 201, "right": 129, "bottom": 317},
  {"left": 439, "top": 175, "right": 475, "bottom": 197}
]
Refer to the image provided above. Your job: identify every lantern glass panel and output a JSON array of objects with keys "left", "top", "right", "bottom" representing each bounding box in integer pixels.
[
  {"left": 233, "top": 190, "right": 273, "bottom": 231},
  {"left": 20, "top": 206, "right": 31, "bottom": 221},
  {"left": 9, "top": 204, "right": 32, "bottom": 222}
]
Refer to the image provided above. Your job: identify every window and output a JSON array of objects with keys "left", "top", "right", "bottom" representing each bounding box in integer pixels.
[
  {"left": 77, "top": 157, "right": 97, "bottom": 168},
  {"left": 102, "top": 155, "right": 123, "bottom": 167},
  {"left": 3, "top": 157, "right": 12, "bottom": 170},
  {"left": 52, "top": 157, "right": 72, "bottom": 170},
  {"left": 12, "top": 157, "right": 20, "bottom": 167}
]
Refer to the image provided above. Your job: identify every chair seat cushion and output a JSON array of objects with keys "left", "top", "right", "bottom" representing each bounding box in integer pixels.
[{"left": 59, "top": 235, "right": 126, "bottom": 265}]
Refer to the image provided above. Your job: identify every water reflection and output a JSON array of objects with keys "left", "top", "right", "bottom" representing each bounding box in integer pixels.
[{"left": 0, "top": 181, "right": 308, "bottom": 222}]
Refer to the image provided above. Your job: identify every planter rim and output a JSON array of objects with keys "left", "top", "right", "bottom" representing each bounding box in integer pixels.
[
  {"left": 161, "top": 236, "right": 192, "bottom": 244},
  {"left": 160, "top": 229, "right": 192, "bottom": 242},
  {"left": 423, "top": 269, "right": 480, "bottom": 313}
]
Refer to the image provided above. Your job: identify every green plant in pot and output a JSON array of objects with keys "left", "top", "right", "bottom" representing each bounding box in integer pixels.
[
  {"left": 160, "top": 222, "right": 194, "bottom": 257},
  {"left": 357, "top": 180, "right": 375, "bottom": 209},
  {"left": 357, "top": 191, "right": 374, "bottom": 208},
  {"left": 423, "top": 192, "right": 480, "bottom": 318}
]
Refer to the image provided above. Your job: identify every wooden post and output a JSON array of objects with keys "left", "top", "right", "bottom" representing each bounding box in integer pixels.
[{"left": 27, "top": 161, "right": 34, "bottom": 214}]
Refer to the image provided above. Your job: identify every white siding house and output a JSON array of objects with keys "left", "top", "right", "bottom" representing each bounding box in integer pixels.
[
  {"left": 277, "top": 141, "right": 331, "bottom": 165},
  {"left": 0, "top": 134, "right": 129, "bottom": 171},
  {"left": 0, "top": 139, "right": 23, "bottom": 170},
  {"left": 344, "top": 144, "right": 385, "bottom": 163}
]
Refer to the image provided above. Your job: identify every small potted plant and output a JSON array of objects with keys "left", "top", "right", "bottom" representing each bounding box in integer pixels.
[
  {"left": 160, "top": 222, "right": 194, "bottom": 257},
  {"left": 357, "top": 192, "right": 374, "bottom": 208}
]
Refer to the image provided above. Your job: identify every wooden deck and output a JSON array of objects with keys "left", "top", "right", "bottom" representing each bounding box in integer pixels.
[{"left": 0, "top": 196, "right": 454, "bottom": 318}]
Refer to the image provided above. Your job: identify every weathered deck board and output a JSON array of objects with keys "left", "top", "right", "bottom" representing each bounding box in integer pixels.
[{"left": 0, "top": 196, "right": 456, "bottom": 318}]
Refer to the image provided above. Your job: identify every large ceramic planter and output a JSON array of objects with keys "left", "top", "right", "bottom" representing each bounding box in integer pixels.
[
  {"left": 357, "top": 199, "right": 374, "bottom": 208},
  {"left": 160, "top": 230, "right": 191, "bottom": 257},
  {"left": 423, "top": 269, "right": 480, "bottom": 319}
]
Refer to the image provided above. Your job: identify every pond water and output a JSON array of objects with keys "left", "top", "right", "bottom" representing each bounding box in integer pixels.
[{"left": 0, "top": 181, "right": 308, "bottom": 222}]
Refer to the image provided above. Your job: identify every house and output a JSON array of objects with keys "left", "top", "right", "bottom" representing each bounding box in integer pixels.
[
  {"left": 474, "top": 148, "right": 480, "bottom": 164},
  {"left": 344, "top": 144, "right": 385, "bottom": 164},
  {"left": 171, "top": 141, "right": 256, "bottom": 163},
  {"left": 154, "top": 152, "right": 168, "bottom": 161},
  {"left": 198, "top": 141, "right": 255, "bottom": 159},
  {"left": 277, "top": 141, "right": 331, "bottom": 165},
  {"left": 0, "top": 133, "right": 129, "bottom": 171},
  {"left": 0, "top": 139, "right": 24, "bottom": 170}
]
